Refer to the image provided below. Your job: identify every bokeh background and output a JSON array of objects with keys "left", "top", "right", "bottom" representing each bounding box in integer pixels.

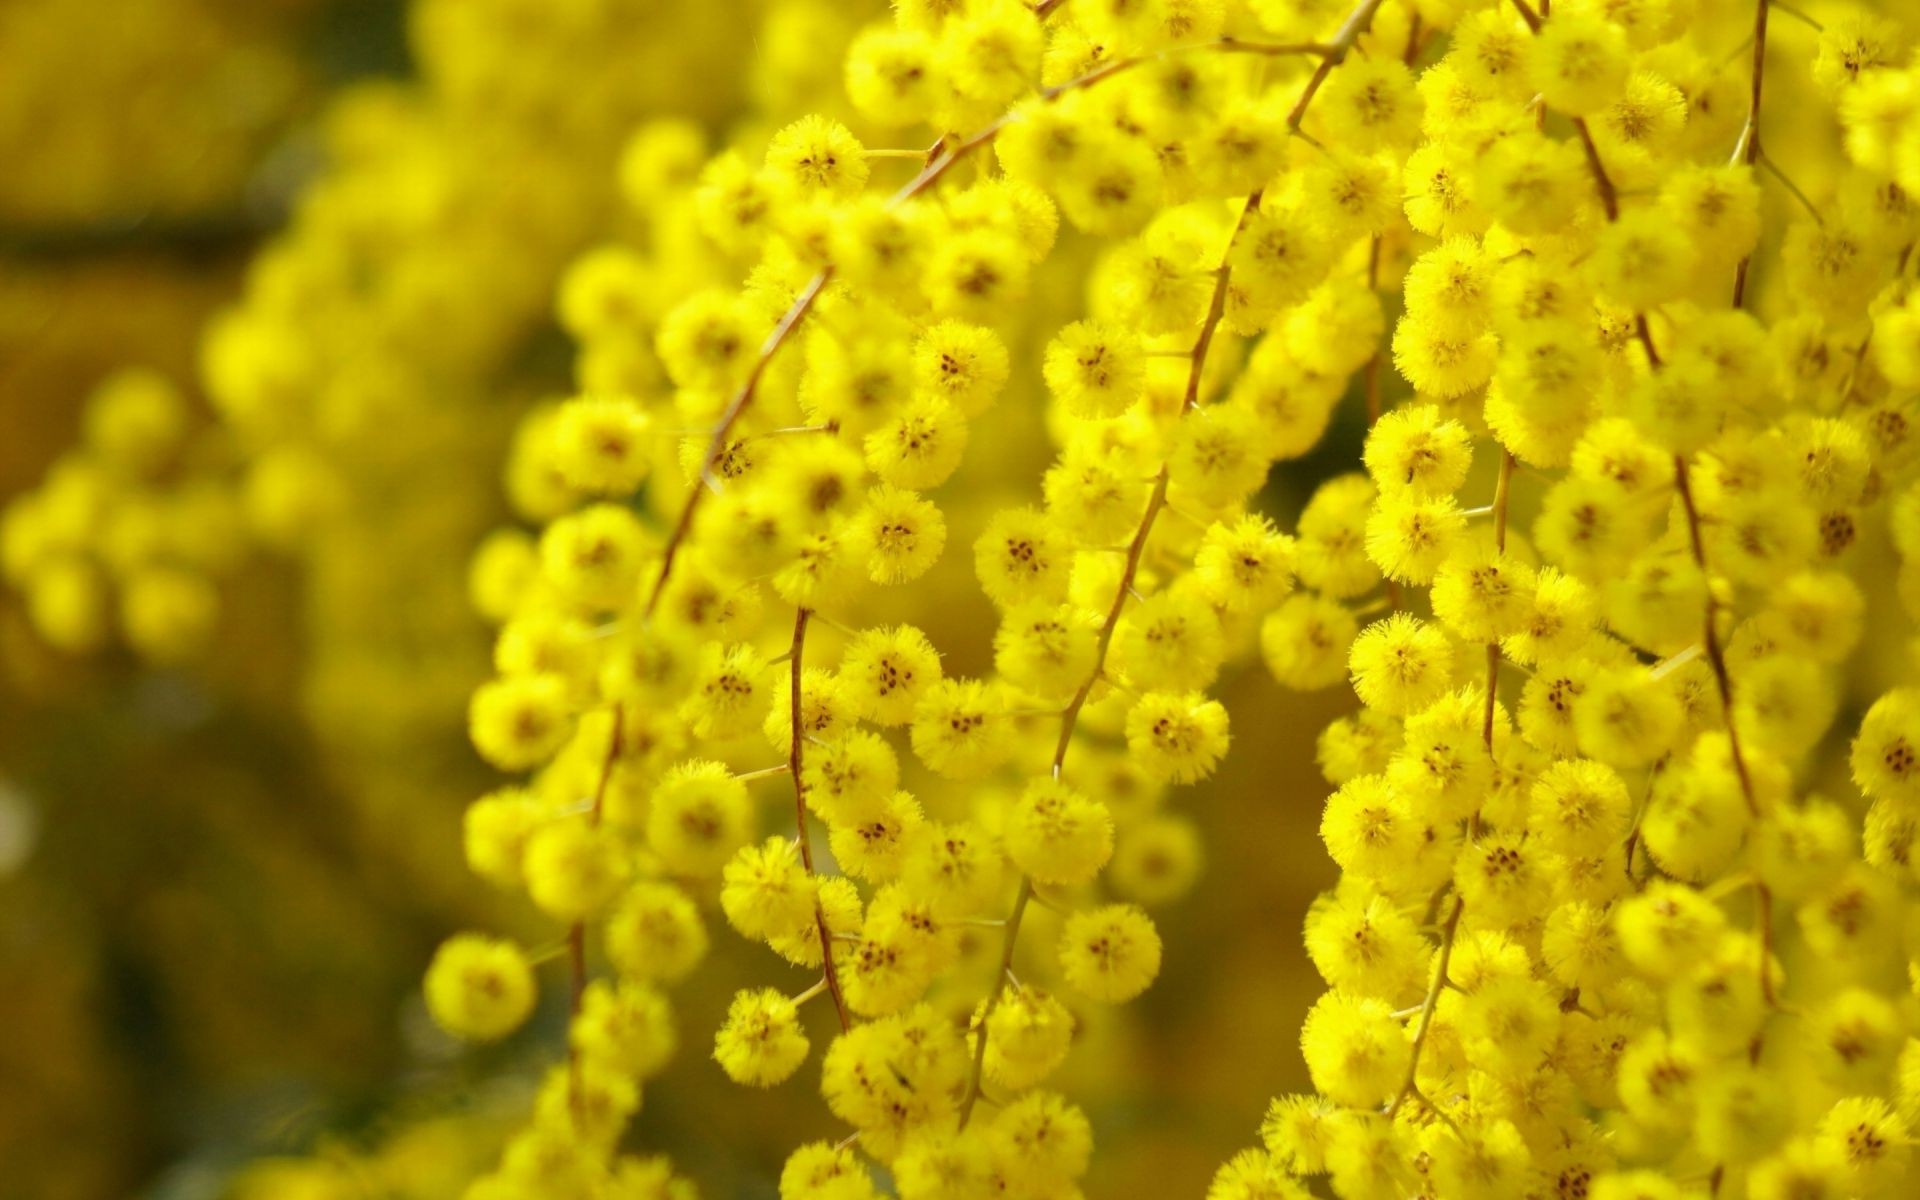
[{"left": 0, "top": 2, "right": 1354, "bottom": 1196}]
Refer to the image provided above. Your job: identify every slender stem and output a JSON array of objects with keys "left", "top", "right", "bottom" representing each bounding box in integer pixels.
[
  {"left": 569, "top": 702, "right": 624, "bottom": 1106},
  {"left": 1670, "top": 462, "right": 1758, "bottom": 819},
  {"left": 1051, "top": 189, "right": 1259, "bottom": 775},
  {"left": 1286, "top": 0, "right": 1388, "bottom": 130},
  {"left": 1362, "top": 235, "right": 1403, "bottom": 611},
  {"left": 1635, "top": 313, "right": 1663, "bottom": 367},
  {"left": 959, "top": 878, "right": 1033, "bottom": 1126},
  {"left": 1732, "top": 0, "right": 1770, "bottom": 306},
  {"left": 1758, "top": 152, "right": 1823, "bottom": 223},
  {"left": 1481, "top": 452, "right": 1514, "bottom": 753},
  {"left": 1363, "top": 236, "right": 1384, "bottom": 426},
  {"left": 1673, "top": 457, "right": 1780, "bottom": 1097},
  {"left": 1184, "top": 191, "right": 1261, "bottom": 411},
  {"left": 1572, "top": 117, "right": 1618, "bottom": 221},
  {"left": 1674, "top": 449, "right": 1776, "bottom": 1016},
  {"left": 1387, "top": 896, "right": 1463, "bottom": 1116},
  {"left": 733, "top": 764, "right": 791, "bottom": 782},
  {"left": 645, "top": 270, "right": 831, "bottom": 617},
  {"left": 1215, "top": 39, "right": 1338, "bottom": 58},
  {"left": 788, "top": 608, "right": 851, "bottom": 1032},
  {"left": 970, "top": 185, "right": 1256, "bottom": 1125},
  {"left": 1392, "top": 450, "right": 1510, "bottom": 1116}
]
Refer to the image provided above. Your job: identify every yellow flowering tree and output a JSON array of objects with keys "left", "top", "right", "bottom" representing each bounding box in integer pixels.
[{"left": 9, "top": 0, "right": 1920, "bottom": 1198}]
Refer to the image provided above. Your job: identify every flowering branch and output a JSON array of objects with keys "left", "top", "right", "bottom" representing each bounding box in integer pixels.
[
  {"left": 788, "top": 607, "right": 852, "bottom": 1033},
  {"left": 644, "top": 13, "right": 1319, "bottom": 616},
  {"left": 962, "top": 0, "right": 1390, "bottom": 1130}
]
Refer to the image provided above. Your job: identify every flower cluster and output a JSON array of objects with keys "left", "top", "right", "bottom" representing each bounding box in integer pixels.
[
  {"left": 1, "top": 368, "right": 241, "bottom": 662},
  {"left": 1209, "top": 2, "right": 1920, "bottom": 1199},
  {"left": 445, "top": 0, "right": 1363, "bottom": 1187},
  {"left": 11, "top": 0, "right": 1920, "bottom": 1196}
]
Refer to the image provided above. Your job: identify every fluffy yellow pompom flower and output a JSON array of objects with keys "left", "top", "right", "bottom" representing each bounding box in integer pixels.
[
  {"left": 646, "top": 760, "right": 754, "bottom": 874},
  {"left": 463, "top": 789, "right": 546, "bottom": 889},
  {"left": 1529, "top": 11, "right": 1629, "bottom": 116},
  {"left": 469, "top": 673, "right": 573, "bottom": 771},
  {"left": 1302, "top": 888, "right": 1425, "bottom": 1001},
  {"left": 720, "top": 837, "right": 817, "bottom": 942},
  {"left": 1058, "top": 904, "right": 1162, "bottom": 1003},
  {"left": 975, "top": 505, "right": 1068, "bottom": 608},
  {"left": 1263, "top": 593, "right": 1361, "bottom": 691},
  {"left": 572, "top": 979, "right": 676, "bottom": 1080},
  {"left": 1364, "top": 491, "right": 1466, "bottom": 584},
  {"left": 765, "top": 115, "right": 869, "bottom": 199},
  {"left": 1589, "top": 208, "right": 1696, "bottom": 311},
  {"left": 1125, "top": 690, "right": 1231, "bottom": 783},
  {"left": 1430, "top": 545, "right": 1537, "bottom": 643},
  {"left": 828, "top": 791, "right": 925, "bottom": 884},
  {"left": 851, "top": 485, "right": 947, "bottom": 585},
  {"left": 1112, "top": 588, "right": 1225, "bottom": 693},
  {"left": 1363, "top": 403, "right": 1473, "bottom": 496},
  {"left": 1043, "top": 320, "right": 1145, "bottom": 418},
  {"left": 1193, "top": 515, "right": 1295, "bottom": 613},
  {"left": 605, "top": 881, "right": 708, "bottom": 984},
  {"left": 911, "top": 677, "right": 1013, "bottom": 780},
  {"left": 1347, "top": 613, "right": 1453, "bottom": 717},
  {"left": 524, "top": 820, "right": 629, "bottom": 921},
  {"left": 1298, "top": 990, "right": 1402, "bottom": 1108},
  {"left": 1005, "top": 778, "right": 1114, "bottom": 886},
  {"left": 781, "top": 1140, "right": 880, "bottom": 1200},
  {"left": 713, "top": 987, "right": 809, "bottom": 1086},
  {"left": 839, "top": 624, "right": 944, "bottom": 726},
  {"left": 425, "top": 934, "right": 536, "bottom": 1042},
  {"left": 1851, "top": 688, "right": 1920, "bottom": 805},
  {"left": 977, "top": 984, "right": 1075, "bottom": 1088},
  {"left": 802, "top": 730, "right": 900, "bottom": 826},
  {"left": 539, "top": 503, "right": 650, "bottom": 610},
  {"left": 995, "top": 601, "right": 1099, "bottom": 700},
  {"left": 551, "top": 393, "right": 652, "bottom": 495}
]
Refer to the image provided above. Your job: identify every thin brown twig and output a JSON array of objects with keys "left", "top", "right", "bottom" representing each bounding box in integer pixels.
[
  {"left": 965, "top": 184, "right": 1273, "bottom": 1125},
  {"left": 788, "top": 607, "right": 852, "bottom": 1033},
  {"left": 1572, "top": 117, "right": 1618, "bottom": 221},
  {"left": 569, "top": 702, "right": 624, "bottom": 1106},
  {"left": 958, "top": 878, "right": 1032, "bottom": 1126},
  {"left": 1758, "top": 152, "right": 1823, "bottom": 224},
  {"left": 1363, "top": 236, "right": 1385, "bottom": 426},
  {"left": 1287, "top": 0, "right": 1388, "bottom": 129},
  {"left": 1391, "top": 448, "right": 1511, "bottom": 1115},
  {"left": 1388, "top": 895, "right": 1463, "bottom": 1116},
  {"left": 1215, "top": 38, "right": 1338, "bottom": 58},
  {"left": 644, "top": 270, "right": 831, "bottom": 617},
  {"left": 1481, "top": 451, "right": 1514, "bottom": 753},
  {"left": 1731, "top": 0, "right": 1770, "bottom": 306}
]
